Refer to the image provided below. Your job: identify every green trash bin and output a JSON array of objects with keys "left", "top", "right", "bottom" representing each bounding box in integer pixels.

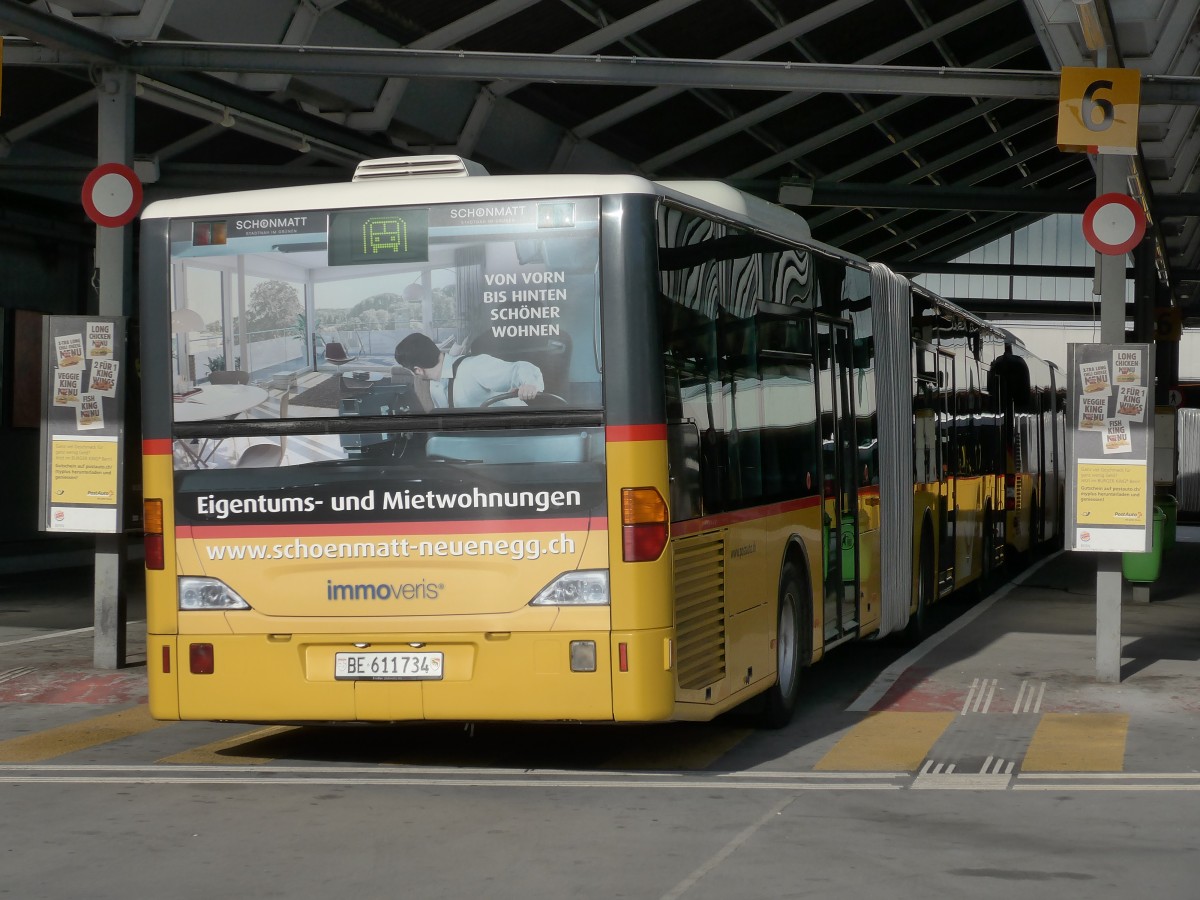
[
  {"left": 1154, "top": 493, "right": 1178, "bottom": 551},
  {"left": 840, "top": 514, "right": 856, "bottom": 582},
  {"left": 1122, "top": 506, "right": 1166, "bottom": 583}
]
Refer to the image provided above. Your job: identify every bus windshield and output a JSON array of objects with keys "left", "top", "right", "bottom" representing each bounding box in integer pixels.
[{"left": 168, "top": 196, "right": 602, "bottom": 452}]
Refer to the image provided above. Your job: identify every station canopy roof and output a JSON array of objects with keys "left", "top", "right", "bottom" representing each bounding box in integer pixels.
[{"left": 3, "top": 0, "right": 1200, "bottom": 320}]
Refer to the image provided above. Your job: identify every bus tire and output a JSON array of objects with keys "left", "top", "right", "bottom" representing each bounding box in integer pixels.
[
  {"left": 901, "top": 533, "right": 934, "bottom": 646},
  {"left": 759, "top": 562, "right": 806, "bottom": 729}
]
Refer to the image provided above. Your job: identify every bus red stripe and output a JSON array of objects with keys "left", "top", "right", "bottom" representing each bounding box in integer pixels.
[
  {"left": 671, "top": 496, "right": 822, "bottom": 535},
  {"left": 177, "top": 517, "right": 604, "bottom": 539},
  {"left": 606, "top": 424, "right": 666, "bottom": 442},
  {"left": 143, "top": 438, "right": 173, "bottom": 455}
]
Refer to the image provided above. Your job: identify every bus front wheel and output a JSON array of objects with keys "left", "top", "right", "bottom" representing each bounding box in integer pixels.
[{"left": 759, "top": 562, "right": 806, "bottom": 729}]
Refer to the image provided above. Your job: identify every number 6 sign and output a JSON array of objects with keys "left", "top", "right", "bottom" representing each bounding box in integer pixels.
[{"left": 1057, "top": 67, "right": 1140, "bottom": 154}]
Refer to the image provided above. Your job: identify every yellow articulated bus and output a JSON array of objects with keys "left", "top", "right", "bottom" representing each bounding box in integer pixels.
[{"left": 139, "top": 155, "right": 1062, "bottom": 727}]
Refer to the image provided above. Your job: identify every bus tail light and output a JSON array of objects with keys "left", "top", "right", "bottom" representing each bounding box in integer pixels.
[
  {"left": 1005, "top": 475, "right": 1017, "bottom": 511},
  {"left": 144, "top": 499, "right": 165, "bottom": 570},
  {"left": 621, "top": 487, "right": 668, "bottom": 562},
  {"left": 189, "top": 643, "right": 214, "bottom": 675}
]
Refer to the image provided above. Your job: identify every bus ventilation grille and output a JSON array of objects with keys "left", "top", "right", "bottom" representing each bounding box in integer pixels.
[
  {"left": 351, "top": 155, "right": 489, "bottom": 181},
  {"left": 673, "top": 533, "right": 727, "bottom": 691}
]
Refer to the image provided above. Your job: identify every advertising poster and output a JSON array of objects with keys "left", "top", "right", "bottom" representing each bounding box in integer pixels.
[
  {"left": 50, "top": 436, "right": 119, "bottom": 504},
  {"left": 86, "top": 320, "right": 115, "bottom": 359},
  {"left": 53, "top": 368, "right": 82, "bottom": 406},
  {"left": 1066, "top": 343, "right": 1154, "bottom": 552},
  {"left": 55, "top": 332, "right": 84, "bottom": 369},
  {"left": 38, "top": 316, "right": 126, "bottom": 533},
  {"left": 87, "top": 358, "right": 119, "bottom": 397}
]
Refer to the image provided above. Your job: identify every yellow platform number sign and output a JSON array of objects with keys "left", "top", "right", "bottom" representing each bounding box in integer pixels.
[{"left": 1058, "top": 67, "right": 1140, "bottom": 154}]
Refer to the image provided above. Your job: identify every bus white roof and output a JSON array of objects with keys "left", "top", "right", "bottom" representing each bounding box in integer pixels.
[
  {"left": 142, "top": 167, "right": 812, "bottom": 244},
  {"left": 656, "top": 180, "right": 811, "bottom": 241}
]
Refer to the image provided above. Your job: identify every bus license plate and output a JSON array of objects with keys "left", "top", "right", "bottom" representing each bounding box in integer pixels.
[{"left": 334, "top": 651, "right": 443, "bottom": 680}]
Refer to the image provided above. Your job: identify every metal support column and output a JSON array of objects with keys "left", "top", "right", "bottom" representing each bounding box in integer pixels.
[
  {"left": 1095, "top": 151, "right": 1127, "bottom": 683},
  {"left": 93, "top": 67, "right": 134, "bottom": 669}
]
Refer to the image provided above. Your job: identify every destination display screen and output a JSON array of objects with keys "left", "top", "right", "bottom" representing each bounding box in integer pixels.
[{"left": 328, "top": 207, "right": 430, "bottom": 266}]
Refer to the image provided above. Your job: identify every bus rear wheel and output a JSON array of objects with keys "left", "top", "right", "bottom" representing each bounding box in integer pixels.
[{"left": 759, "top": 562, "right": 806, "bottom": 729}]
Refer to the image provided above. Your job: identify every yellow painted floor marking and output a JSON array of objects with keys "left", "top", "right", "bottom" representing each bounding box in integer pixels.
[
  {"left": 814, "top": 712, "right": 956, "bottom": 771},
  {"left": 158, "top": 726, "right": 298, "bottom": 765},
  {"left": 1022, "top": 713, "right": 1129, "bottom": 772},
  {"left": 0, "top": 706, "right": 165, "bottom": 763},
  {"left": 604, "top": 726, "right": 753, "bottom": 770}
]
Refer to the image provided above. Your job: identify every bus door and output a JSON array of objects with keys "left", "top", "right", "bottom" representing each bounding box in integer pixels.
[
  {"left": 936, "top": 349, "right": 956, "bottom": 595},
  {"left": 817, "top": 320, "right": 859, "bottom": 641}
]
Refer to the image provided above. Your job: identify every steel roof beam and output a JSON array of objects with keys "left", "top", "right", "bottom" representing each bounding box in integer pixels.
[
  {"left": 853, "top": 156, "right": 1085, "bottom": 256},
  {"left": 456, "top": 0, "right": 702, "bottom": 157},
  {"left": 805, "top": 110, "right": 1057, "bottom": 233},
  {"left": 335, "top": 0, "right": 542, "bottom": 131},
  {"left": 85, "top": 46, "right": 1200, "bottom": 105},
  {"left": 804, "top": 183, "right": 1090, "bottom": 213},
  {"left": 573, "top": 0, "right": 877, "bottom": 139},
  {"left": 67, "top": 0, "right": 173, "bottom": 40},
  {"left": 0, "top": 38, "right": 1072, "bottom": 97},
  {"left": 8, "top": 0, "right": 1200, "bottom": 105},
  {"left": 0, "top": 1, "right": 395, "bottom": 160},
  {"left": 823, "top": 98, "right": 1012, "bottom": 183},
  {"left": 0, "top": 90, "right": 97, "bottom": 155},
  {"left": 639, "top": 0, "right": 1013, "bottom": 171},
  {"left": 238, "top": 1, "right": 346, "bottom": 93},
  {"left": 732, "top": 37, "right": 1039, "bottom": 180}
]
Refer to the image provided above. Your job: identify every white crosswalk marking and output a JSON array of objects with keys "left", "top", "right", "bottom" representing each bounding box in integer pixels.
[
  {"left": 981, "top": 756, "right": 1016, "bottom": 775},
  {"left": 1013, "top": 679, "right": 1047, "bottom": 714},
  {"left": 961, "top": 677, "right": 999, "bottom": 714}
]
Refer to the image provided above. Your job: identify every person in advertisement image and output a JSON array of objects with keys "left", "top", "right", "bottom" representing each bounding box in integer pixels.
[{"left": 393, "top": 332, "right": 547, "bottom": 409}]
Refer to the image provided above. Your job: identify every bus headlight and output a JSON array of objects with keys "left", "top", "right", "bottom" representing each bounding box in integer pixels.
[
  {"left": 179, "top": 576, "right": 251, "bottom": 611},
  {"left": 529, "top": 570, "right": 609, "bottom": 606}
]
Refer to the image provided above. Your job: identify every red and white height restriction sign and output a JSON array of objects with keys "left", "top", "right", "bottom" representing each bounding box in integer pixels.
[
  {"left": 1082, "top": 192, "right": 1146, "bottom": 256},
  {"left": 82, "top": 163, "right": 143, "bottom": 228}
]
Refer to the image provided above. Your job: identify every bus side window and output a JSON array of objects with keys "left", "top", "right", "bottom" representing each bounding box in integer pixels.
[
  {"left": 720, "top": 316, "right": 763, "bottom": 508},
  {"left": 667, "top": 421, "right": 703, "bottom": 520},
  {"left": 913, "top": 380, "right": 938, "bottom": 483},
  {"left": 658, "top": 301, "right": 723, "bottom": 516},
  {"left": 665, "top": 362, "right": 704, "bottom": 520}
]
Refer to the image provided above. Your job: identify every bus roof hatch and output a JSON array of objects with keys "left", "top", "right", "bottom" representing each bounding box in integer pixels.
[{"left": 352, "top": 155, "right": 489, "bottom": 181}]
